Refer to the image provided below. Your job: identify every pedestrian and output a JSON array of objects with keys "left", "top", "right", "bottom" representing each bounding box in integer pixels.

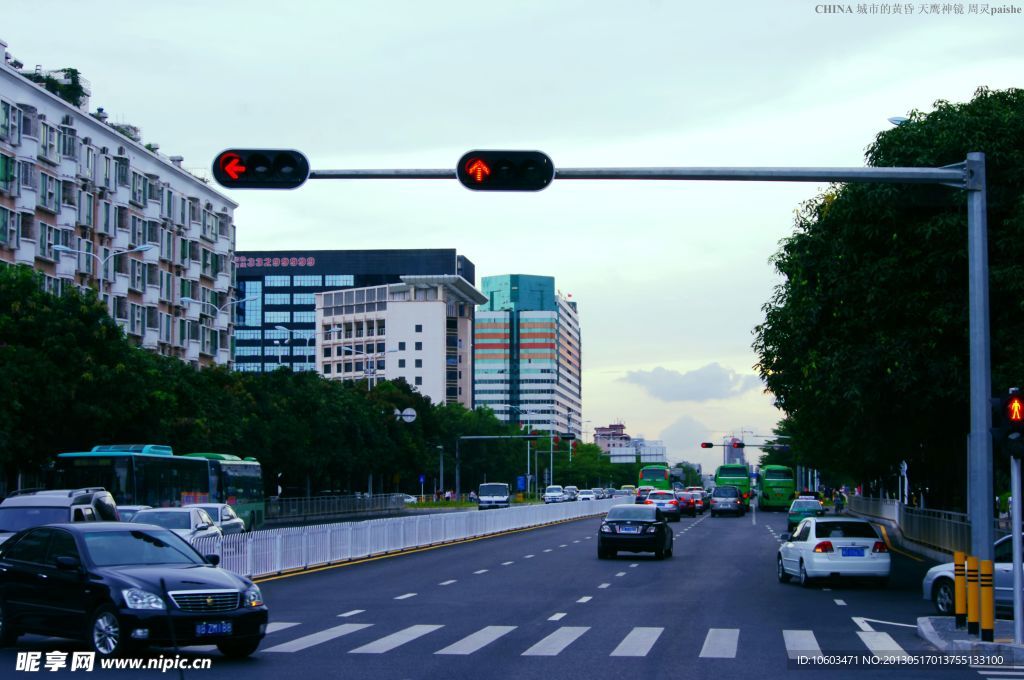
[
  {"left": 835, "top": 491, "right": 845, "bottom": 514},
  {"left": 444, "top": 489, "right": 452, "bottom": 502}
]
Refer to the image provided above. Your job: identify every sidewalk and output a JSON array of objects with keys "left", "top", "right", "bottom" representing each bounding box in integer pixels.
[{"left": 918, "top": 616, "right": 1024, "bottom": 664}]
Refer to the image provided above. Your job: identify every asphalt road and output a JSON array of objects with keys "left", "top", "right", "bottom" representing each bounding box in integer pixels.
[{"left": 0, "top": 503, "right": 997, "bottom": 679}]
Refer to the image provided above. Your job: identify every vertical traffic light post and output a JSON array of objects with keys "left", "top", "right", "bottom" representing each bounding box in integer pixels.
[{"left": 213, "top": 149, "right": 990, "bottom": 555}]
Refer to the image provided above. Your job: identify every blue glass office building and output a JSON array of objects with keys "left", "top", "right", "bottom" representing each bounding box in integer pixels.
[{"left": 233, "top": 249, "right": 474, "bottom": 372}]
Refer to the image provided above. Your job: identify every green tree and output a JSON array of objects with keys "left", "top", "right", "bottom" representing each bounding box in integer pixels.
[{"left": 753, "top": 87, "right": 1024, "bottom": 507}]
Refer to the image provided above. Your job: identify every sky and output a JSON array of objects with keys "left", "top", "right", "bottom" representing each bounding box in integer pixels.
[{"left": 4, "top": 1, "right": 1022, "bottom": 472}]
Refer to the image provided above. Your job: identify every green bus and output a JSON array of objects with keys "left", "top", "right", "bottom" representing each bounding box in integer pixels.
[
  {"left": 638, "top": 464, "right": 672, "bottom": 490},
  {"left": 758, "top": 464, "right": 796, "bottom": 510},
  {"left": 53, "top": 445, "right": 265, "bottom": 529},
  {"left": 714, "top": 464, "right": 751, "bottom": 510}
]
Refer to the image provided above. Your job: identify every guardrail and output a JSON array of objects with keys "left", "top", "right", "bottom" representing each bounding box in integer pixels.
[
  {"left": 848, "top": 496, "right": 1009, "bottom": 555},
  {"left": 265, "top": 493, "right": 404, "bottom": 523},
  {"left": 195, "top": 498, "right": 618, "bottom": 578}
]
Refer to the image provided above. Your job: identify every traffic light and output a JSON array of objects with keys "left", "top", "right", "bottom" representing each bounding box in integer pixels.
[
  {"left": 561, "top": 433, "right": 576, "bottom": 441},
  {"left": 456, "top": 150, "right": 554, "bottom": 191},
  {"left": 700, "top": 442, "right": 714, "bottom": 448},
  {"left": 212, "top": 149, "right": 310, "bottom": 189},
  {"left": 1004, "top": 388, "right": 1024, "bottom": 458},
  {"left": 731, "top": 441, "right": 745, "bottom": 449}
]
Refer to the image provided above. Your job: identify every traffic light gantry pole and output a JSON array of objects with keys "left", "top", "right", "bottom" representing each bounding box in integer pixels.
[{"left": 215, "top": 149, "right": 990, "bottom": 558}]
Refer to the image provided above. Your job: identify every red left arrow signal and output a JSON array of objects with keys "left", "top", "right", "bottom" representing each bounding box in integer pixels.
[{"left": 219, "top": 153, "right": 247, "bottom": 180}]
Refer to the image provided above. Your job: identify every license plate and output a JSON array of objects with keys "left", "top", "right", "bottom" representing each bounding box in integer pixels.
[
  {"left": 619, "top": 526, "right": 639, "bottom": 534},
  {"left": 841, "top": 547, "right": 864, "bottom": 557},
  {"left": 195, "top": 621, "right": 233, "bottom": 637}
]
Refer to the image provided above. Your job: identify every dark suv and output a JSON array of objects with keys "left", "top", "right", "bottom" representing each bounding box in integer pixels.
[{"left": 0, "top": 489, "right": 119, "bottom": 545}]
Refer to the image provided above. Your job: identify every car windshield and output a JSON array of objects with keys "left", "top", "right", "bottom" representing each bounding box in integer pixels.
[
  {"left": 648, "top": 493, "right": 674, "bottom": 500},
  {"left": 0, "top": 507, "right": 68, "bottom": 532},
  {"left": 83, "top": 529, "right": 205, "bottom": 566},
  {"left": 133, "top": 511, "right": 191, "bottom": 529},
  {"left": 479, "top": 485, "right": 508, "bottom": 496},
  {"left": 606, "top": 506, "right": 656, "bottom": 521},
  {"left": 814, "top": 522, "right": 879, "bottom": 539},
  {"left": 545, "top": 487, "right": 562, "bottom": 494},
  {"left": 196, "top": 506, "right": 221, "bottom": 519},
  {"left": 791, "top": 501, "right": 821, "bottom": 511},
  {"left": 714, "top": 487, "right": 739, "bottom": 498}
]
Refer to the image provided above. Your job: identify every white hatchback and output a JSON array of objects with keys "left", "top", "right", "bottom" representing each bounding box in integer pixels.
[{"left": 777, "top": 517, "right": 890, "bottom": 587}]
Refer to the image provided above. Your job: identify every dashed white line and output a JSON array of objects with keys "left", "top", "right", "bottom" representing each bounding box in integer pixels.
[
  {"left": 474, "top": 569, "right": 488, "bottom": 574},
  {"left": 834, "top": 599, "right": 847, "bottom": 606},
  {"left": 395, "top": 593, "right": 417, "bottom": 600},
  {"left": 439, "top": 580, "right": 457, "bottom": 586},
  {"left": 630, "top": 563, "right": 639, "bottom": 568},
  {"left": 577, "top": 596, "right": 592, "bottom": 603},
  {"left": 548, "top": 613, "right": 566, "bottom": 621},
  {"left": 559, "top": 544, "right": 568, "bottom": 548},
  {"left": 573, "top": 540, "right": 580, "bottom": 544},
  {"left": 338, "top": 610, "right": 365, "bottom": 618},
  {"left": 265, "top": 623, "right": 372, "bottom": 653},
  {"left": 598, "top": 583, "right": 610, "bottom": 589},
  {"left": 616, "top": 571, "right": 626, "bottom": 577},
  {"left": 501, "top": 561, "right": 514, "bottom": 566},
  {"left": 544, "top": 549, "right": 553, "bottom": 553},
  {"left": 525, "top": 554, "right": 535, "bottom": 558}
]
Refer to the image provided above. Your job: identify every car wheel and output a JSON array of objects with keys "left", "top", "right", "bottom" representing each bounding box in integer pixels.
[
  {"left": 0, "top": 599, "right": 20, "bottom": 647},
  {"left": 597, "top": 548, "right": 607, "bottom": 559},
  {"left": 799, "top": 561, "right": 812, "bottom": 588},
  {"left": 711, "top": 511, "right": 717, "bottom": 518},
  {"left": 217, "top": 637, "right": 262, "bottom": 658},
  {"left": 933, "top": 578, "right": 955, "bottom": 614},
  {"left": 777, "top": 556, "right": 791, "bottom": 583},
  {"left": 665, "top": 546, "right": 673, "bottom": 558},
  {"left": 655, "top": 548, "right": 665, "bottom": 560},
  {"left": 89, "top": 605, "right": 127, "bottom": 658}
]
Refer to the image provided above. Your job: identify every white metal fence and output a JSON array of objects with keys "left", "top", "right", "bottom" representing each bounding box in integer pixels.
[
  {"left": 194, "top": 499, "right": 618, "bottom": 578},
  {"left": 848, "top": 496, "right": 1008, "bottom": 554}
]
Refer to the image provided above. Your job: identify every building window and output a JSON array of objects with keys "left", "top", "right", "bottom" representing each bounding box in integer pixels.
[
  {"left": 264, "top": 293, "right": 290, "bottom": 305},
  {"left": 294, "top": 311, "right": 315, "bottom": 323},
  {"left": 398, "top": 341, "right": 406, "bottom": 351},
  {"left": 323, "top": 347, "right": 331, "bottom": 358},
  {"left": 398, "top": 359, "right": 406, "bottom": 368},
  {"left": 415, "top": 359, "right": 422, "bottom": 368},
  {"left": 293, "top": 275, "right": 323, "bottom": 287},
  {"left": 264, "top": 275, "right": 291, "bottom": 287},
  {"left": 415, "top": 324, "right": 423, "bottom": 333},
  {"left": 415, "top": 342, "right": 423, "bottom": 351},
  {"left": 264, "top": 311, "right": 290, "bottom": 324},
  {"left": 323, "top": 364, "right": 332, "bottom": 375},
  {"left": 293, "top": 293, "right": 315, "bottom": 305},
  {"left": 415, "top": 377, "right": 423, "bottom": 386},
  {"left": 325, "top": 274, "right": 353, "bottom": 286}
]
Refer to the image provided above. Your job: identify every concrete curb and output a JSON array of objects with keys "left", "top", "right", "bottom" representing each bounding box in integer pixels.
[
  {"left": 917, "top": 616, "right": 1024, "bottom": 664},
  {"left": 916, "top": 616, "right": 947, "bottom": 650}
]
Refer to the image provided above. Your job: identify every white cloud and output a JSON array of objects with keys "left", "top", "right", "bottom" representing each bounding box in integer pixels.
[{"left": 620, "top": 364, "right": 762, "bottom": 403}]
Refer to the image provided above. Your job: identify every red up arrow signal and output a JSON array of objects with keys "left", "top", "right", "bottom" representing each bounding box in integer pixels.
[
  {"left": 219, "top": 153, "right": 247, "bottom": 180},
  {"left": 464, "top": 158, "right": 490, "bottom": 183}
]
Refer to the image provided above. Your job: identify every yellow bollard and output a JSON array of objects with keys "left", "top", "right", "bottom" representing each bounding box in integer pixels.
[
  {"left": 980, "top": 560, "right": 995, "bottom": 642},
  {"left": 966, "top": 555, "right": 980, "bottom": 636},
  {"left": 954, "top": 550, "right": 967, "bottom": 629}
]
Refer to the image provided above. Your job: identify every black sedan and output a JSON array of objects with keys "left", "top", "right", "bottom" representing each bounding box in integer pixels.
[
  {"left": 0, "top": 523, "right": 268, "bottom": 658},
  {"left": 597, "top": 504, "right": 673, "bottom": 559}
]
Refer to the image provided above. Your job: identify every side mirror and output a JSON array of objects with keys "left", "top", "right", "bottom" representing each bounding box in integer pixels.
[
  {"left": 197, "top": 523, "right": 210, "bottom": 531},
  {"left": 204, "top": 554, "right": 221, "bottom": 566},
  {"left": 55, "top": 556, "right": 81, "bottom": 571},
  {"left": 780, "top": 532, "right": 791, "bottom": 542}
]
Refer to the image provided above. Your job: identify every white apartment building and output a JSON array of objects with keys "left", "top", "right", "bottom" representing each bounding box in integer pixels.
[
  {"left": 315, "top": 275, "right": 486, "bottom": 407},
  {"left": 0, "top": 40, "right": 237, "bottom": 366}
]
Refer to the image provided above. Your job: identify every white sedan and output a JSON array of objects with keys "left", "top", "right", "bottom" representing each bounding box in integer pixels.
[
  {"left": 578, "top": 490, "right": 596, "bottom": 501},
  {"left": 132, "top": 507, "right": 223, "bottom": 544},
  {"left": 777, "top": 517, "right": 890, "bottom": 587}
]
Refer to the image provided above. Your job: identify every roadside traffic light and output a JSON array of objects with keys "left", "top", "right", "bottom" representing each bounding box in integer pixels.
[
  {"left": 731, "top": 441, "right": 745, "bottom": 449},
  {"left": 562, "top": 433, "right": 576, "bottom": 441},
  {"left": 212, "top": 149, "right": 310, "bottom": 189},
  {"left": 700, "top": 442, "right": 714, "bottom": 448},
  {"left": 1004, "top": 388, "right": 1024, "bottom": 458},
  {"left": 456, "top": 150, "right": 554, "bottom": 191}
]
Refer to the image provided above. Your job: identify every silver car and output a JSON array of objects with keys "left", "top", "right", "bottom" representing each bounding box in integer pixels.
[
  {"left": 923, "top": 535, "right": 1020, "bottom": 614},
  {"left": 710, "top": 485, "right": 744, "bottom": 516},
  {"left": 188, "top": 503, "right": 246, "bottom": 534},
  {"left": 133, "top": 507, "right": 223, "bottom": 543},
  {"left": 543, "top": 485, "right": 565, "bottom": 504}
]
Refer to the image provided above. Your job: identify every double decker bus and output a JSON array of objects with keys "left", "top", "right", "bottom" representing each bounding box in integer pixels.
[
  {"left": 758, "top": 464, "right": 796, "bottom": 510},
  {"left": 638, "top": 464, "right": 671, "bottom": 490},
  {"left": 53, "top": 445, "right": 265, "bottom": 529},
  {"left": 714, "top": 464, "right": 752, "bottom": 509}
]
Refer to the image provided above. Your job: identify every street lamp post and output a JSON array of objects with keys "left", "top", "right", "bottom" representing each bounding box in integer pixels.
[
  {"left": 53, "top": 244, "right": 155, "bottom": 315},
  {"left": 273, "top": 340, "right": 285, "bottom": 366},
  {"left": 437, "top": 445, "right": 444, "bottom": 499},
  {"left": 338, "top": 345, "right": 398, "bottom": 389},
  {"left": 273, "top": 325, "right": 316, "bottom": 372}
]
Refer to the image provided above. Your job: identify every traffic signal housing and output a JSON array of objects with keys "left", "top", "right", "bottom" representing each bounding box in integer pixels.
[
  {"left": 456, "top": 150, "right": 554, "bottom": 191},
  {"left": 731, "top": 441, "right": 746, "bottom": 449},
  {"left": 212, "top": 149, "right": 310, "bottom": 189},
  {"left": 700, "top": 442, "right": 714, "bottom": 449},
  {"left": 1004, "top": 388, "right": 1024, "bottom": 459}
]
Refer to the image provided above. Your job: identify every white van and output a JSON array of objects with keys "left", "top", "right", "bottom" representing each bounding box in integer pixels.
[
  {"left": 478, "top": 483, "right": 511, "bottom": 510},
  {"left": 543, "top": 485, "right": 565, "bottom": 504}
]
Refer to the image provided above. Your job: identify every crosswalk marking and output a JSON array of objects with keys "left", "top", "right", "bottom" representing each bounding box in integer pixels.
[
  {"left": 856, "top": 631, "right": 909, "bottom": 659},
  {"left": 350, "top": 624, "right": 444, "bottom": 654},
  {"left": 264, "top": 623, "right": 372, "bottom": 653},
  {"left": 338, "top": 610, "right": 365, "bottom": 618},
  {"left": 395, "top": 593, "right": 417, "bottom": 600},
  {"left": 266, "top": 622, "right": 301, "bottom": 634},
  {"left": 610, "top": 627, "right": 663, "bottom": 657},
  {"left": 435, "top": 626, "right": 516, "bottom": 655},
  {"left": 783, "top": 630, "right": 822, "bottom": 659},
  {"left": 699, "top": 628, "right": 739, "bottom": 658},
  {"left": 522, "top": 627, "right": 590, "bottom": 656}
]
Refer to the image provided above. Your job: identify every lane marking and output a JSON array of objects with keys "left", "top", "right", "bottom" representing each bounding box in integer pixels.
[
  {"left": 338, "top": 610, "right": 365, "bottom": 618},
  {"left": 584, "top": 536, "right": 592, "bottom": 540},
  {"left": 851, "top": 616, "right": 918, "bottom": 632},
  {"left": 435, "top": 625, "right": 516, "bottom": 655},
  {"left": 548, "top": 613, "right": 566, "bottom": 621},
  {"left": 395, "top": 593, "right": 417, "bottom": 600},
  {"left": 264, "top": 623, "right": 372, "bottom": 653},
  {"left": 573, "top": 540, "right": 580, "bottom": 544},
  {"left": 474, "top": 569, "right": 488, "bottom": 574},
  {"left": 616, "top": 572, "right": 626, "bottom": 577},
  {"left": 783, "top": 630, "right": 822, "bottom": 660},
  {"left": 522, "top": 626, "right": 590, "bottom": 656},
  {"left": 610, "top": 627, "right": 663, "bottom": 657},
  {"left": 873, "top": 524, "right": 924, "bottom": 562},
  {"left": 598, "top": 583, "right": 610, "bottom": 589},
  {"left": 856, "top": 631, "right": 910, "bottom": 659},
  {"left": 525, "top": 554, "right": 535, "bottom": 559},
  {"left": 439, "top": 580, "right": 457, "bottom": 586},
  {"left": 267, "top": 622, "right": 300, "bottom": 634},
  {"left": 834, "top": 599, "right": 846, "bottom": 606},
  {"left": 559, "top": 544, "right": 568, "bottom": 548},
  {"left": 629, "top": 563, "right": 639, "bottom": 568},
  {"left": 699, "top": 628, "right": 739, "bottom": 658},
  {"left": 502, "top": 561, "right": 514, "bottom": 566},
  {"left": 350, "top": 624, "right": 444, "bottom": 654},
  {"left": 544, "top": 549, "right": 553, "bottom": 553},
  {"left": 577, "top": 596, "right": 592, "bottom": 603},
  {"left": 822, "top": 588, "right": 832, "bottom": 592}
]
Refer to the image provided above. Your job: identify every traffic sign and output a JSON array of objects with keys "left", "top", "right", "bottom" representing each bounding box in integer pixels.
[
  {"left": 212, "top": 149, "right": 310, "bottom": 189},
  {"left": 456, "top": 150, "right": 554, "bottom": 191}
]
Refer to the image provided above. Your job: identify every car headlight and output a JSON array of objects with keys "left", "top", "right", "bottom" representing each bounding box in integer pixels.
[
  {"left": 645, "top": 526, "right": 657, "bottom": 534},
  {"left": 600, "top": 523, "right": 613, "bottom": 533},
  {"left": 122, "top": 588, "right": 166, "bottom": 610},
  {"left": 244, "top": 584, "right": 264, "bottom": 607}
]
